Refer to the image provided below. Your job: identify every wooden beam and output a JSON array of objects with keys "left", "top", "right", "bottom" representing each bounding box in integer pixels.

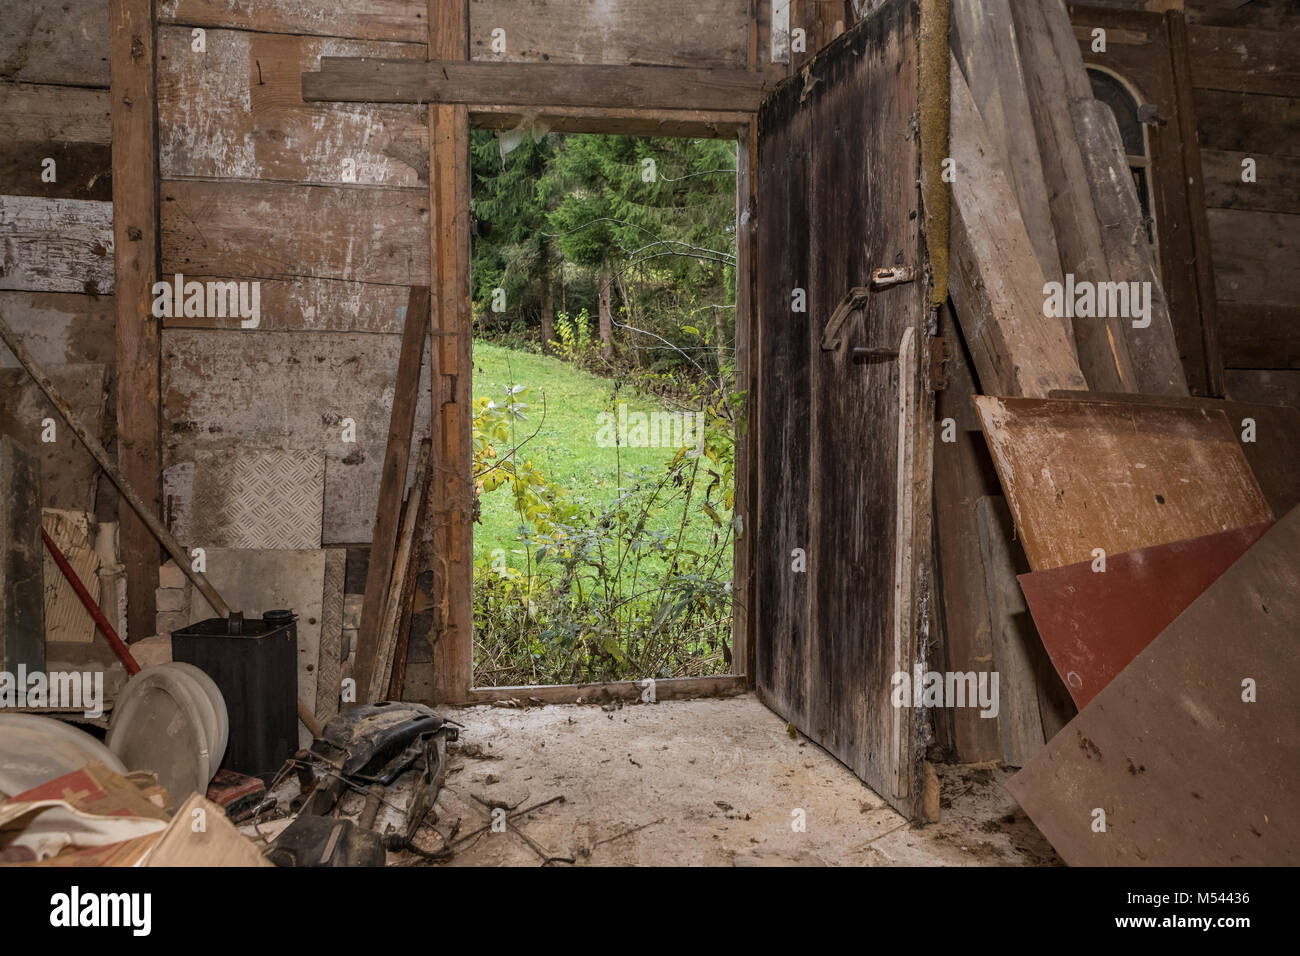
[
  {"left": 353, "top": 286, "right": 429, "bottom": 702},
  {"left": 428, "top": 0, "right": 474, "bottom": 705},
  {"left": 1006, "top": 0, "right": 1138, "bottom": 393},
  {"left": 109, "top": 0, "right": 161, "bottom": 643},
  {"left": 371, "top": 439, "right": 432, "bottom": 704},
  {"left": 948, "top": 59, "right": 1088, "bottom": 398},
  {"left": 303, "top": 59, "right": 771, "bottom": 112}
]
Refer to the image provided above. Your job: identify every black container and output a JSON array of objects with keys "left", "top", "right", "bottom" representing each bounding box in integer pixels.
[{"left": 171, "top": 610, "right": 298, "bottom": 783}]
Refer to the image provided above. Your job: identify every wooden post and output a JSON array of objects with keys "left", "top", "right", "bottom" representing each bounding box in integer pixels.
[
  {"left": 429, "top": 0, "right": 474, "bottom": 704},
  {"left": 110, "top": 0, "right": 161, "bottom": 641}
]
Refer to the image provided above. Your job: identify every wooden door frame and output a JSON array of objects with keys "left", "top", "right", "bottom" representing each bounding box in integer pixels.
[{"left": 432, "top": 106, "right": 759, "bottom": 706}]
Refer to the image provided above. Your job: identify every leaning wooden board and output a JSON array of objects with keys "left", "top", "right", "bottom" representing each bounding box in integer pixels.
[
  {"left": 1007, "top": 505, "right": 1300, "bottom": 866},
  {"left": 1048, "top": 389, "right": 1300, "bottom": 520},
  {"left": 974, "top": 397, "right": 1272, "bottom": 571}
]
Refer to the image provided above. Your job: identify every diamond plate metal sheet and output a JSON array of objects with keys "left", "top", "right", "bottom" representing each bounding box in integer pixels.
[{"left": 165, "top": 449, "right": 324, "bottom": 550}]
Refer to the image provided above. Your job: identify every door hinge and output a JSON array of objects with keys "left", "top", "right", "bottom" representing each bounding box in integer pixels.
[{"left": 929, "top": 336, "right": 949, "bottom": 391}]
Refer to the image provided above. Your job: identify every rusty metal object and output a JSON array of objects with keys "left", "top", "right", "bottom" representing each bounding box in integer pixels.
[
  {"left": 0, "top": 312, "right": 233, "bottom": 618},
  {"left": 869, "top": 265, "right": 917, "bottom": 289},
  {"left": 822, "top": 269, "right": 919, "bottom": 352},
  {"left": 1008, "top": 507, "right": 1300, "bottom": 866},
  {"left": 1018, "top": 522, "right": 1271, "bottom": 709},
  {"left": 820, "top": 286, "right": 872, "bottom": 351}
]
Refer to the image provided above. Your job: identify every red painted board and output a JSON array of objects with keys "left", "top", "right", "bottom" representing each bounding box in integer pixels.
[{"left": 1018, "top": 522, "right": 1272, "bottom": 709}]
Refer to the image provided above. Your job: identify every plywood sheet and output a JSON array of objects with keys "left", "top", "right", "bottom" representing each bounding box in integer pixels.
[
  {"left": 1048, "top": 390, "right": 1300, "bottom": 520},
  {"left": 1020, "top": 522, "right": 1271, "bottom": 710},
  {"left": 1008, "top": 506, "right": 1300, "bottom": 866},
  {"left": 163, "top": 448, "right": 325, "bottom": 550},
  {"left": 975, "top": 397, "right": 1272, "bottom": 571}
]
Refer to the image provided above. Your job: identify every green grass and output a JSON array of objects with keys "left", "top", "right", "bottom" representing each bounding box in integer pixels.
[{"left": 471, "top": 340, "right": 731, "bottom": 581}]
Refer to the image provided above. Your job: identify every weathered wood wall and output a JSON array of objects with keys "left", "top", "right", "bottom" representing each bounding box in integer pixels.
[
  {"left": 1, "top": 1, "right": 117, "bottom": 522},
  {"left": 1075, "top": 0, "right": 1300, "bottom": 405}
]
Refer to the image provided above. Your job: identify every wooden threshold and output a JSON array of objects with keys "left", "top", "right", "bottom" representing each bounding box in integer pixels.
[
  {"left": 303, "top": 59, "right": 770, "bottom": 112},
  {"left": 460, "top": 675, "right": 749, "bottom": 707}
]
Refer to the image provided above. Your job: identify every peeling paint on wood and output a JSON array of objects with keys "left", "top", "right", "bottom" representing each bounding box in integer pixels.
[
  {"left": 160, "top": 275, "right": 415, "bottom": 332},
  {"left": 0, "top": 195, "right": 114, "bottom": 294},
  {"left": 157, "top": 26, "right": 428, "bottom": 186},
  {"left": 470, "top": 0, "right": 750, "bottom": 68}
]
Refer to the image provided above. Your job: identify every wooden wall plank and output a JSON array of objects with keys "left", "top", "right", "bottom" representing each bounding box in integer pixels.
[
  {"left": 0, "top": 291, "right": 116, "bottom": 369},
  {"left": 160, "top": 179, "right": 429, "bottom": 285},
  {"left": 1207, "top": 208, "right": 1300, "bottom": 305},
  {"left": 159, "top": 0, "right": 753, "bottom": 63},
  {"left": 0, "top": 84, "right": 111, "bottom": 142},
  {"left": 469, "top": 0, "right": 750, "bottom": 68},
  {"left": 0, "top": 363, "right": 108, "bottom": 513},
  {"left": 1, "top": 83, "right": 113, "bottom": 203},
  {"left": 159, "top": 276, "right": 414, "bottom": 332},
  {"left": 1218, "top": 302, "right": 1300, "bottom": 370},
  {"left": 111, "top": 0, "right": 161, "bottom": 643},
  {"left": 161, "top": 329, "right": 432, "bottom": 544},
  {"left": 975, "top": 396, "right": 1273, "bottom": 571},
  {"left": 1188, "top": 23, "right": 1299, "bottom": 95},
  {"left": 1185, "top": 0, "right": 1300, "bottom": 30},
  {"left": 1, "top": 0, "right": 111, "bottom": 87},
  {"left": 1202, "top": 148, "right": 1300, "bottom": 215},
  {"left": 948, "top": 63, "right": 1089, "bottom": 398},
  {"left": 158, "top": 0, "right": 427, "bottom": 42},
  {"left": 157, "top": 26, "right": 427, "bottom": 185},
  {"left": 0, "top": 195, "right": 114, "bottom": 294},
  {"left": 1225, "top": 369, "right": 1300, "bottom": 409},
  {"left": 1193, "top": 88, "right": 1300, "bottom": 156}
]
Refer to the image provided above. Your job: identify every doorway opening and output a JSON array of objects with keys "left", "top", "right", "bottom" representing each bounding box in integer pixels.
[{"left": 468, "top": 127, "right": 742, "bottom": 689}]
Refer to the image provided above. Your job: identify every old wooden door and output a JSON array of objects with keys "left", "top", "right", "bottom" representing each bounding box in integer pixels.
[{"left": 753, "top": 0, "right": 934, "bottom": 819}]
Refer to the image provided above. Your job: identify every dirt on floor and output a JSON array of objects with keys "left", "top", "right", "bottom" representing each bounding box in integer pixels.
[{"left": 277, "top": 693, "right": 1058, "bottom": 866}]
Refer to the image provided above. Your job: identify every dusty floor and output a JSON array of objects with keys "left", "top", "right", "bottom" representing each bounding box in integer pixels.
[{"left": 298, "top": 693, "right": 1058, "bottom": 866}]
